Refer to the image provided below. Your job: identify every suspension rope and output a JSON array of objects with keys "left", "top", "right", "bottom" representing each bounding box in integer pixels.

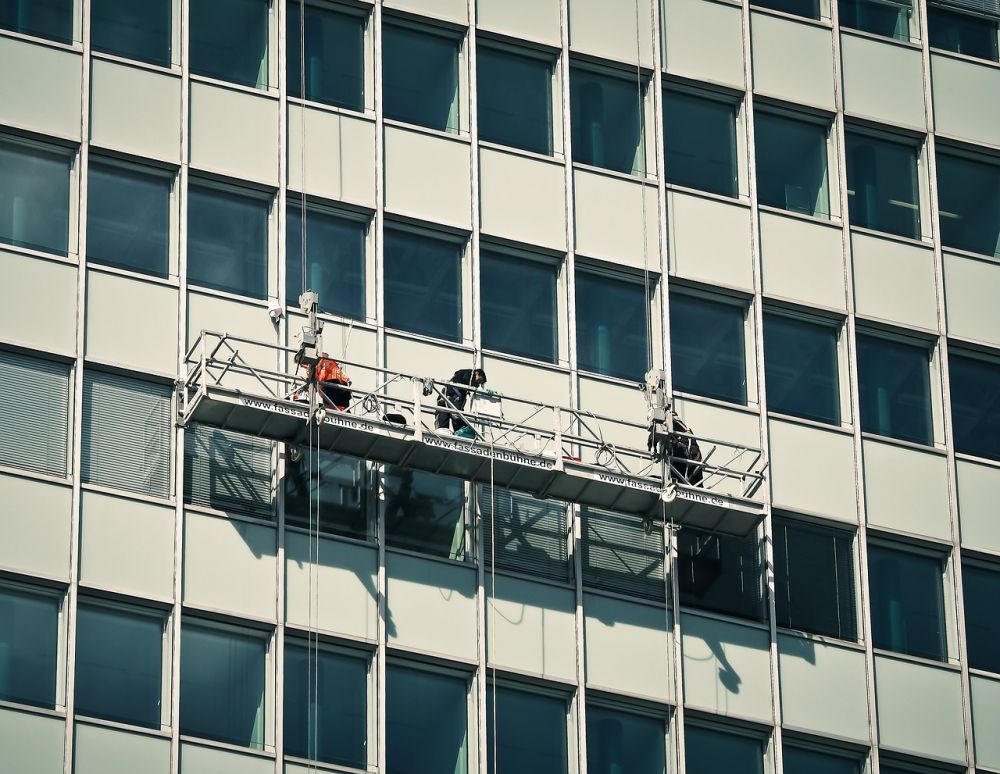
[
  {"left": 489, "top": 453, "right": 498, "bottom": 774},
  {"left": 634, "top": 0, "right": 653, "bottom": 374},
  {"left": 299, "top": 0, "right": 308, "bottom": 298}
]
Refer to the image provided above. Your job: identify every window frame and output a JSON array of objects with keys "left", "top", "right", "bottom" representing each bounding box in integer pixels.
[
  {"left": 282, "top": 633, "right": 375, "bottom": 768},
  {"left": 478, "top": 242, "right": 566, "bottom": 366},
  {"left": 179, "top": 615, "right": 275, "bottom": 751},
  {"left": 0, "top": 579, "right": 67, "bottom": 711},
  {"left": 684, "top": 716, "right": 773, "bottom": 774},
  {"left": 188, "top": 0, "right": 278, "bottom": 92},
  {"left": 840, "top": 0, "right": 921, "bottom": 42},
  {"left": 186, "top": 176, "right": 275, "bottom": 302},
  {"left": 867, "top": 536, "right": 957, "bottom": 663},
  {"left": 381, "top": 15, "right": 467, "bottom": 135},
  {"left": 763, "top": 305, "right": 850, "bottom": 428},
  {"left": 669, "top": 285, "right": 757, "bottom": 407},
  {"left": 381, "top": 465, "right": 474, "bottom": 562},
  {"left": 89, "top": 0, "right": 181, "bottom": 71},
  {"left": 780, "top": 734, "right": 868, "bottom": 774},
  {"left": 382, "top": 221, "right": 471, "bottom": 345},
  {"left": 585, "top": 698, "right": 669, "bottom": 774},
  {"left": 475, "top": 36, "right": 562, "bottom": 158},
  {"left": 569, "top": 58, "right": 656, "bottom": 178},
  {"left": 927, "top": 3, "right": 1000, "bottom": 62},
  {"left": 74, "top": 596, "right": 171, "bottom": 730},
  {"left": 0, "top": 0, "right": 80, "bottom": 45},
  {"left": 753, "top": 104, "right": 838, "bottom": 221},
  {"left": 934, "top": 142, "right": 1000, "bottom": 259},
  {"left": 948, "top": 345, "right": 1000, "bottom": 462},
  {"left": 281, "top": 448, "right": 375, "bottom": 542},
  {"left": 855, "top": 326, "right": 943, "bottom": 447},
  {"left": 844, "top": 124, "right": 930, "bottom": 243},
  {"left": 662, "top": 81, "right": 748, "bottom": 200},
  {"left": 486, "top": 678, "right": 575, "bottom": 774},
  {"left": 574, "top": 261, "right": 661, "bottom": 383},
  {"left": 86, "top": 154, "right": 179, "bottom": 280}
]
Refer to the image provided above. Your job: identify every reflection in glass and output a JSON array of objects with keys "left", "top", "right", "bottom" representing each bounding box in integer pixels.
[
  {"left": 383, "top": 25, "right": 459, "bottom": 132},
  {"left": 755, "top": 112, "right": 830, "bottom": 218},
  {"left": 663, "top": 90, "right": 739, "bottom": 198},
  {"left": 868, "top": 544, "right": 947, "bottom": 661},
  {"left": 936, "top": 153, "right": 1000, "bottom": 258},
  {"left": 385, "top": 467, "right": 467, "bottom": 559},
  {"left": 670, "top": 293, "right": 746, "bottom": 404},
  {"left": 187, "top": 184, "right": 269, "bottom": 299},
  {"left": 386, "top": 665, "right": 468, "bottom": 774},
  {"left": 287, "top": 3, "right": 365, "bottom": 110},
  {"left": 576, "top": 271, "right": 649, "bottom": 381},
  {"left": 286, "top": 206, "right": 366, "bottom": 320},
  {"left": 481, "top": 251, "right": 558, "bottom": 363},
  {"left": 384, "top": 230, "right": 462, "bottom": 342},
  {"left": 0, "top": 586, "right": 59, "bottom": 709},
  {"left": 487, "top": 685, "right": 568, "bottom": 774},
  {"left": 87, "top": 162, "right": 171, "bottom": 278},
  {"left": 75, "top": 604, "right": 163, "bottom": 728},
  {"left": 856, "top": 334, "right": 932, "bottom": 445},
  {"left": 763, "top": 313, "right": 840, "bottom": 424},
  {"left": 587, "top": 705, "right": 666, "bottom": 774},
  {"left": 583, "top": 508, "right": 665, "bottom": 600},
  {"left": 180, "top": 623, "right": 266, "bottom": 748},
  {"left": 0, "top": 139, "right": 70, "bottom": 256},
  {"left": 190, "top": 0, "right": 269, "bottom": 88},
  {"left": 285, "top": 449, "right": 368, "bottom": 538},
  {"left": 963, "top": 562, "right": 1000, "bottom": 674},
  {"left": 478, "top": 47, "right": 553, "bottom": 155},
  {"left": 929, "top": 6, "right": 999, "bottom": 61},
  {"left": 678, "top": 528, "right": 763, "bottom": 621},
  {"left": 284, "top": 644, "right": 367, "bottom": 766},
  {"left": 571, "top": 69, "right": 646, "bottom": 175},
  {"left": 950, "top": 352, "right": 1000, "bottom": 461},
  {"left": 92, "top": 0, "right": 171, "bottom": 67},
  {"left": 846, "top": 132, "right": 920, "bottom": 239}
]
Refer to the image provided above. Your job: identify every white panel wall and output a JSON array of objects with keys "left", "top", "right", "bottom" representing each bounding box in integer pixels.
[
  {"left": 0, "top": 473, "right": 71, "bottom": 580},
  {"left": 863, "top": 440, "right": 951, "bottom": 541},
  {"left": 0, "top": 708, "right": 65, "bottom": 774},
  {"left": 760, "top": 212, "right": 847, "bottom": 310},
  {"left": 179, "top": 742, "right": 274, "bottom": 774},
  {"left": 190, "top": 83, "right": 279, "bottom": 185},
  {"left": 573, "top": 170, "right": 659, "bottom": 270},
  {"left": 0, "top": 250, "right": 78, "bottom": 355},
  {"left": 931, "top": 54, "right": 1000, "bottom": 148},
  {"left": 568, "top": 0, "right": 655, "bottom": 67},
  {"left": 751, "top": 13, "right": 835, "bottom": 110},
  {"left": 287, "top": 107, "right": 376, "bottom": 208},
  {"left": 479, "top": 148, "right": 567, "bottom": 251},
  {"left": 0, "top": 37, "right": 81, "bottom": 140},
  {"left": 476, "top": 0, "right": 561, "bottom": 46},
  {"left": 944, "top": 252, "right": 1000, "bottom": 347},
  {"left": 852, "top": 232, "right": 937, "bottom": 330},
  {"left": 971, "top": 674, "right": 1000, "bottom": 770},
  {"left": 74, "top": 724, "right": 170, "bottom": 774},
  {"left": 384, "top": 0, "right": 467, "bottom": 23},
  {"left": 384, "top": 126, "right": 472, "bottom": 229},
  {"left": 769, "top": 420, "right": 858, "bottom": 523},
  {"left": 840, "top": 34, "right": 926, "bottom": 129},
  {"left": 668, "top": 192, "right": 754, "bottom": 292},
  {"left": 957, "top": 459, "right": 1000, "bottom": 554},
  {"left": 662, "top": 0, "right": 746, "bottom": 89}
]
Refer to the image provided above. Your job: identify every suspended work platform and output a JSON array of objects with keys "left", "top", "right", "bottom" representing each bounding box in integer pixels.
[{"left": 179, "top": 331, "right": 768, "bottom": 538}]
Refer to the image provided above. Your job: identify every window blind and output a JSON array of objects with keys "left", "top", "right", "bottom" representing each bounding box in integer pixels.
[
  {"left": 0, "top": 350, "right": 70, "bottom": 476},
  {"left": 481, "top": 488, "right": 570, "bottom": 581},
  {"left": 582, "top": 508, "right": 665, "bottom": 601},
  {"left": 185, "top": 425, "right": 273, "bottom": 518}
]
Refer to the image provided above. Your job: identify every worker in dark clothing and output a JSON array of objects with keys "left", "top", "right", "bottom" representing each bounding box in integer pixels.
[
  {"left": 435, "top": 368, "right": 487, "bottom": 437},
  {"left": 649, "top": 410, "right": 703, "bottom": 486}
]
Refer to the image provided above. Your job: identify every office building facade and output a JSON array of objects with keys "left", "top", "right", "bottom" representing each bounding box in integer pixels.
[{"left": 0, "top": 0, "right": 999, "bottom": 772}]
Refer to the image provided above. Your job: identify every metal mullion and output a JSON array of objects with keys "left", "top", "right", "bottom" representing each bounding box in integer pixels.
[
  {"left": 916, "top": 0, "right": 977, "bottom": 769},
  {"left": 829, "top": 0, "right": 881, "bottom": 769}
]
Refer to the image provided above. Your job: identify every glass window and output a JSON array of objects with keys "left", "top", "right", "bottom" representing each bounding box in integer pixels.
[
  {"left": 386, "top": 665, "right": 468, "bottom": 774},
  {"left": 582, "top": 508, "right": 665, "bottom": 601},
  {"left": 0, "top": 0, "right": 72, "bottom": 43},
  {"left": 284, "top": 643, "right": 367, "bottom": 766},
  {"left": 286, "top": 205, "right": 366, "bottom": 320},
  {"left": 75, "top": 603, "right": 163, "bottom": 728},
  {"left": 783, "top": 746, "right": 862, "bottom": 774},
  {"left": 929, "top": 5, "right": 999, "bottom": 61},
  {"left": 949, "top": 351, "right": 1000, "bottom": 461},
  {"left": 487, "top": 686, "right": 568, "bottom": 774},
  {"left": 587, "top": 705, "right": 666, "bottom": 774},
  {"left": 571, "top": 67, "right": 646, "bottom": 175},
  {"left": 477, "top": 46, "right": 553, "bottom": 155},
  {"left": 840, "top": 0, "right": 913, "bottom": 39},
  {"left": 663, "top": 90, "right": 739, "bottom": 198},
  {"left": 576, "top": 271, "right": 649, "bottom": 381},
  {"left": 670, "top": 293, "right": 747, "bottom": 405},
  {"left": 384, "top": 229, "right": 462, "bottom": 342},
  {"left": 481, "top": 251, "right": 558, "bottom": 363},
  {"left": 383, "top": 24, "right": 459, "bottom": 133},
  {"left": 936, "top": 152, "right": 1000, "bottom": 258},
  {"left": 185, "top": 425, "right": 274, "bottom": 519},
  {"left": 82, "top": 371, "right": 172, "bottom": 498},
  {"left": 752, "top": 0, "right": 821, "bottom": 19},
  {"left": 482, "top": 488, "right": 569, "bottom": 581},
  {"left": 187, "top": 183, "right": 269, "bottom": 299},
  {"left": 755, "top": 112, "right": 830, "bottom": 218},
  {"left": 963, "top": 562, "right": 1000, "bottom": 673},
  {"left": 773, "top": 518, "right": 857, "bottom": 641},
  {"left": 287, "top": 2, "right": 364, "bottom": 110},
  {"left": 0, "top": 138, "right": 71, "bottom": 256},
  {"left": 180, "top": 621, "right": 267, "bottom": 748},
  {"left": 190, "top": 0, "right": 269, "bottom": 88},
  {"left": 87, "top": 161, "right": 171, "bottom": 278},
  {"left": 285, "top": 449, "right": 368, "bottom": 539},
  {"left": 0, "top": 350, "right": 70, "bottom": 477},
  {"left": 685, "top": 724, "right": 764, "bottom": 774},
  {"left": 92, "top": 0, "right": 171, "bottom": 67},
  {"left": 0, "top": 585, "right": 59, "bottom": 709},
  {"left": 763, "top": 313, "right": 840, "bottom": 425},
  {"left": 385, "top": 466, "right": 467, "bottom": 560},
  {"left": 868, "top": 544, "right": 947, "bottom": 661},
  {"left": 678, "top": 528, "right": 763, "bottom": 620},
  {"left": 856, "top": 333, "right": 933, "bottom": 445},
  {"left": 846, "top": 131, "right": 921, "bottom": 239}
]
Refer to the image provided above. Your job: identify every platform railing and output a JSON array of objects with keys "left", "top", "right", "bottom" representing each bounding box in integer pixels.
[{"left": 180, "top": 331, "right": 766, "bottom": 499}]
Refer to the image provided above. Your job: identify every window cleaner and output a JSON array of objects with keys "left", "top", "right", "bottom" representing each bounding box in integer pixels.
[
  {"left": 433, "top": 368, "right": 488, "bottom": 438},
  {"left": 642, "top": 369, "right": 704, "bottom": 487}
]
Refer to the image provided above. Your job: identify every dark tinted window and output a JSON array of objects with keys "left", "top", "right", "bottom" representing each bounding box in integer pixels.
[
  {"left": 571, "top": 68, "right": 646, "bottom": 175},
  {"left": 384, "top": 230, "right": 462, "bottom": 342},
  {"left": 856, "top": 333, "right": 932, "bottom": 445},
  {"left": 190, "top": 0, "right": 269, "bottom": 88},
  {"left": 928, "top": 5, "right": 999, "bottom": 61},
  {"left": 783, "top": 746, "right": 862, "bottom": 774},
  {"left": 285, "top": 449, "right": 368, "bottom": 539},
  {"left": 587, "top": 706, "right": 666, "bottom": 774},
  {"left": 287, "top": 3, "right": 365, "bottom": 110},
  {"left": 764, "top": 313, "right": 840, "bottom": 424},
  {"left": 936, "top": 152, "right": 1000, "bottom": 258},
  {"left": 383, "top": 24, "right": 459, "bottom": 132},
  {"left": 0, "top": 0, "right": 72, "bottom": 42},
  {"left": 840, "top": 0, "right": 913, "bottom": 39},
  {"left": 752, "top": 0, "right": 821, "bottom": 18},
  {"left": 481, "top": 251, "right": 557, "bottom": 363},
  {"left": 685, "top": 725, "right": 764, "bottom": 774},
  {"left": 576, "top": 271, "right": 649, "bottom": 381},
  {"left": 755, "top": 112, "right": 830, "bottom": 218},
  {"left": 385, "top": 467, "right": 467, "bottom": 560},
  {"left": 949, "top": 352, "right": 1000, "bottom": 461},
  {"left": 678, "top": 528, "right": 763, "bottom": 620},
  {"left": 846, "top": 132, "right": 920, "bottom": 239},
  {"left": 92, "top": 0, "right": 171, "bottom": 67},
  {"left": 0, "top": 585, "right": 59, "bottom": 709},
  {"left": 671, "top": 293, "right": 747, "bottom": 404},
  {"left": 478, "top": 47, "right": 553, "bottom": 155},
  {"left": 963, "top": 562, "right": 1000, "bottom": 673},
  {"left": 286, "top": 206, "right": 366, "bottom": 321},
  {"left": 487, "top": 686, "right": 568, "bottom": 774},
  {"left": 663, "top": 91, "right": 738, "bottom": 198},
  {"left": 386, "top": 666, "right": 468, "bottom": 774},
  {"left": 0, "top": 138, "right": 71, "bottom": 256}
]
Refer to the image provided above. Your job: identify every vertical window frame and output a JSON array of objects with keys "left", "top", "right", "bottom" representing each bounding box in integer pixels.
[{"left": 0, "top": 579, "right": 67, "bottom": 712}]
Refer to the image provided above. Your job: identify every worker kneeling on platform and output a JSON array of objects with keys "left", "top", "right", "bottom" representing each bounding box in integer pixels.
[
  {"left": 294, "top": 353, "right": 352, "bottom": 411},
  {"left": 435, "top": 368, "right": 487, "bottom": 439}
]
